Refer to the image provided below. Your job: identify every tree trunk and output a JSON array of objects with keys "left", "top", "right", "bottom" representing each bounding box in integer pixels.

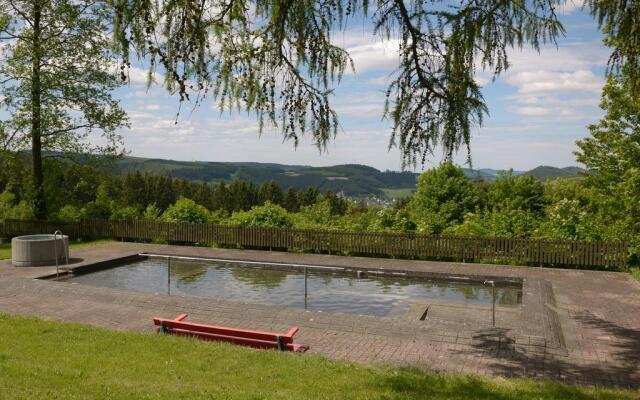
[{"left": 31, "top": 0, "right": 45, "bottom": 220}]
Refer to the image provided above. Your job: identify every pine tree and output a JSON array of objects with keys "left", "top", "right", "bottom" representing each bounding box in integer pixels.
[
  {"left": 258, "top": 181, "right": 284, "bottom": 206},
  {"left": 283, "top": 187, "right": 299, "bottom": 212},
  {"left": 298, "top": 187, "right": 320, "bottom": 207}
]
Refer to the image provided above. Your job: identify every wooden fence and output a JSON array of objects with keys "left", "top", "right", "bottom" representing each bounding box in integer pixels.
[{"left": 1, "top": 218, "right": 629, "bottom": 268}]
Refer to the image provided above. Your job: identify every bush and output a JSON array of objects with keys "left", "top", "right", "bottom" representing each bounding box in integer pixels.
[
  {"left": 444, "top": 209, "right": 539, "bottom": 238},
  {"left": 142, "top": 204, "right": 161, "bottom": 220},
  {"left": 208, "top": 209, "right": 228, "bottom": 224},
  {"left": 0, "top": 191, "right": 17, "bottom": 220},
  {"left": 484, "top": 171, "right": 546, "bottom": 214},
  {"left": 293, "top": 199, "right": 334, "bottom": 229},
  {"left": 110, "top": 206, "right": 140, "bottom": 221},
  {"left": 5, "top": 200, "right": 35, "bottom": 220},
  {"left": 370, "top": 208, "right": 416, "bottom": 232},
  {"left": 535, "top": 199, "right": 594, "bottom": 240},
  {"left": 229, "top": 202, "right": 293, "bottom": 228},
  {"left": 55, "top": 205, "right": 83, "bottom": 222},
  {"left": 162, "top": 198, "right": 211, "bottom": 224},
  {"left": 80, "top": 200, "right": 112, "bottom": 220}
]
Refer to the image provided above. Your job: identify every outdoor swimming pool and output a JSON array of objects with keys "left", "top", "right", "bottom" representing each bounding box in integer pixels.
[{"left": 62, "top": 256, "right": 523, "bottom": 317}]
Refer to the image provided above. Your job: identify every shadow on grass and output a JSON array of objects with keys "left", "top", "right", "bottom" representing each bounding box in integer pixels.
[{"left": 377, "top": 366, "right": 634, "bottom": 400}]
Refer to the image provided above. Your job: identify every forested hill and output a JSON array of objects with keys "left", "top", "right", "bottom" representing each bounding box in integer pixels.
[
  {"left": 114, "top": 157, "right": 417, "bottom": 197},
  {"left": 111, "top": 156, "right": 585, "bottom": 198},
  {"left": 522, "top": 166, "right": 587, "bottom": 180}
]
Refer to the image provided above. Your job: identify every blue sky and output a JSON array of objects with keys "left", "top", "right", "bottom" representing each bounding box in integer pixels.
[{"left": 115, "top": 2, "right": 608, "bottom": 172}]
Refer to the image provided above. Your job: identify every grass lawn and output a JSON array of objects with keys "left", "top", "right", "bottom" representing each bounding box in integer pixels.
[
  {"left": 631, "top": 267, "right": 640, "bottom": 283},
  {"left": 0, "top": 242, "right": 10, "bottom": 260},
  {"left": 380, "top": 187, "right": 415, "bottom": 199},
  {"left": 0, "top": 314, "right": 636, "bottom": 399},
  {"left": 0, "top": 239, "right": 114, "bottom": 260}
]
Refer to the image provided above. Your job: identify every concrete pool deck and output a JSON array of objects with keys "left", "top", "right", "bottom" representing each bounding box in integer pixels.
[{"left": 0, "top": 242, "right": 639, "bottom": 388}]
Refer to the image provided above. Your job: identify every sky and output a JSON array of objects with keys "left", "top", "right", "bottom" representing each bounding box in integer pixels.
[{"left": 114, "top": 2, "right": 608, "bottom": 173}]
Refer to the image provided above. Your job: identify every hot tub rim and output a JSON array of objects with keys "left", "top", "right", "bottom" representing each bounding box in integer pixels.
[{"left": 13, "top": 234, "right": 70, "bottom": 242}]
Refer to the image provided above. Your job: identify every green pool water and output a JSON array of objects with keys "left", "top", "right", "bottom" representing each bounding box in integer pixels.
[{"left": 63, "top": 257, "right": 523, "bottom": 317}]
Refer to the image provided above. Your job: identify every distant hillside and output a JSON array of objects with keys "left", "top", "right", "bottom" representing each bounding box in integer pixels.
[
  {"left": 461, "top": 168, "right": 525, "bottom": 181},
  {"left": 114, "top": 157, "right": 417, "bottom": 198},
  {"left": 111, "top": 156, "right": 585, "bottom": 198},
  {"left": 523, "top": 166, "right": 586, "bottom": 180}
]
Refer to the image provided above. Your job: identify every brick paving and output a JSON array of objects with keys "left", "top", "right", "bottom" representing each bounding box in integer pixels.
[{"left": 1, "top": 242, "right": 639, "bottom": 388}]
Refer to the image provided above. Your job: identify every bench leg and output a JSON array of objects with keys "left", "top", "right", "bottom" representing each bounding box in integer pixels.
[{"left": 276, "top": 336, "right": 285, "bottom": 351}]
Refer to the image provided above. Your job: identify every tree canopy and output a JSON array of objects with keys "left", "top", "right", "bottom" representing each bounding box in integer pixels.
[
  {"left": 407, "top": 162, "right": 479, "bottom": 233},
  {"left": 106, "top": 0, "right": 640, "bottom": 167},
  {"left": 112, "top": 0, "right": 570, "bottom": 167},
  {"left": 575, "top": 65, "right": 640, "bottom": 255}
]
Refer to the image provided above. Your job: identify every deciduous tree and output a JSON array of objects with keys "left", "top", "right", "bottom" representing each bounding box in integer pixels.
[
  {"left": 408, "top": 162, "right": 479, "bottom": 233},
  {"left": 0, "top": 0, "right": 128, "bottom": 218}
]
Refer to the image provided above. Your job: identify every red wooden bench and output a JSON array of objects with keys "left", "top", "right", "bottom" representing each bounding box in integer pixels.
[{"left": 153, "top": 314, "right": 308, "bottom": 352}]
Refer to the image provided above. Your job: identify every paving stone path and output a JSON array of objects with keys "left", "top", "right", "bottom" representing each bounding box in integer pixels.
[{"left": 1, "top": 242, "right": 638, "bottom": 388}]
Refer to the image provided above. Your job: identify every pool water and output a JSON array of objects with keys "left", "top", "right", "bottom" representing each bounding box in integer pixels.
[{"left": 64, "top": 258, "right": 523, "bottom": 317}]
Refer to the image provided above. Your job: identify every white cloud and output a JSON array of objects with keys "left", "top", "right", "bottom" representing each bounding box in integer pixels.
[
  {"left": 125, "top": 66, "right": 164, "bottom": 87},
  {"left": 510, "top": 106, "right": 553, "bottom": 116},
  {"left": 127, "top": 90, "right": 153, "bottom": 98},
  {"left": 367, "top": 75, "right": 392, "bottom": 86},
  {"left": 332, "top": 30, "right": 381, "bottom": 49},
  {"left": 506, "top": 94, "right": 600, "bottom": 109},
  {"left": 505, "top": 42, "right": 608, "bottom": 74},
  {"left": 500, "top": 42, "right": 608, "bottom": 97},
  {"left": 346, "top": 40, "right": 401, "bottom": 73},
  {"left": 507, "top": 105, "right": 586, "bottom": 119},
  {"left": 493, "top": 41, "right": 606, "bottom": 122},
  {"left": 557, "top": 0, "right": 586, "bottom": 15},
  {"left": 505, "top": 69, "right": 602, "bottom": 94},
  {"left": 334, "top": 103, "right": 385, "bottom": 117}
]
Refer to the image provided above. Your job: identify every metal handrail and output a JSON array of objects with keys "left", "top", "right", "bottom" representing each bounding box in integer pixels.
[
  {"left": 484, "top": 280, "right": 496, "bottom": 326},
  {"left": 53, "top": 230, "right": 68, "bottom": 277}
]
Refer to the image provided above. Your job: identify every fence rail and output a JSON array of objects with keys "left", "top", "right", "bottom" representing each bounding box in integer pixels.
[{"left": 1, "top": 219, "right": 629, "bottom": 268}]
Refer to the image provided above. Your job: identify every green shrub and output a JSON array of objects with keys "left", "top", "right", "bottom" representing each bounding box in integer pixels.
[
  {"left": 143, "top": 204, "right": 161, "bottom": 220},
  {"left": 80, "top": 200, "right": 112, "bottom": 220},
  {"left": 370, "top": 208, "right": 416, "bottom": 232},
  {"left": 5, "top": 200, "right": 35, "bottom": 220},
  {"left": 444, "top": 209, "right": 539, "bottom": 238},
  {"left": 55, "top": 205, "right": 83, "bottom": 222},
  {"left": 230, "top": 202, "right": 293, "bottom": 228},
  {"left": 535, "top": 199, "right": 594, "bottom": 240},
  {"left": 293, "top": 199, "right": 334, "bottom": 229},
  {"left": 110, "top": 206, "right": 140, "bottom": 221},
  {"left": 162, "top": 198, "right": 211, "bottom": 224},
  {"left": 208, "top": 209, "right": 228, "bottom": 224},
  {"left": 0, "top": 191, "right": 17, "bottom": 220},
  {"left": 485, "top": 171, "right": 546, "bottom": 214}
]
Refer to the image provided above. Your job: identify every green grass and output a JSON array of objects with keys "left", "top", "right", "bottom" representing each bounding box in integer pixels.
[
  {"left": 631, "top": 267, "right": 640, "bottom": 283},
  {"left": 380, "top": 187, "right": 415, "bottom": 199},
  {"left": 0, "top": 314, "right": 635, "bottom": 399},
  {"left": 0, "top": 239, "right": 114, "bottom": 260},
  {"left": 0, "top": 243, "right": 9, "bottom": 260}
]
